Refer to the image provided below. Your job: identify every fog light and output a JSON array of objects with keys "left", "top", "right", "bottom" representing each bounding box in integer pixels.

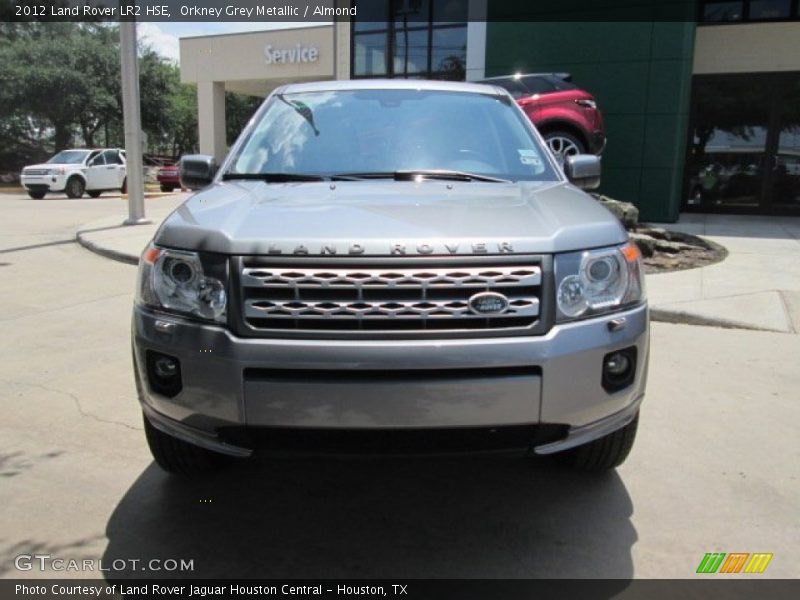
[
  {"left": 604, "top": 353, "right": 630, "bottom": 376},
  {"left": 145, "top": 350, "right": 182, "bottom": 397},
  {"left": 602, "top": 347, "right": 637, "bottom": 392},
  {"left": 153, "top": 356, "right": 179, "bottom": 379}
]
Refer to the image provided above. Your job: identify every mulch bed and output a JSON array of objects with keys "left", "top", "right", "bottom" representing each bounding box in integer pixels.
[{"left": 633, "top": 226, "right": 728, "bottom": 274}]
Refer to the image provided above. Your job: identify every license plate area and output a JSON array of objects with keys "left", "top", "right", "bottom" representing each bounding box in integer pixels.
[{"left": 243, "top": 367, "right": 542, "bottom": 429}]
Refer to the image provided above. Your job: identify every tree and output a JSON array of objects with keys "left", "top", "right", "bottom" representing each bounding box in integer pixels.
[
  {"left": 0, "top": 22, "right": 88, "bottom": 151},
  {"left": 74, "top": 24, "right": 121, "bottom": 147},
  {"left": 138, "top": 48, "right": 179, "bottom": 152},
  {"left": 225, "top": 91, "right": 262, "bottom": 146},
  {"left": 0, "top": 22, "right": 202, "bottom": 172},
  {"left": 165, "top": 81, "right": 198, "bottom": 157},
  {"left": 0, "top": 22, "right": 267, "bottom": 172}
]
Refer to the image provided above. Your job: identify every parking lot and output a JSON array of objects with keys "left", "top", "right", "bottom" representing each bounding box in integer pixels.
[{"left": 0, "top": 191, "right": 798, "bottom": 580}]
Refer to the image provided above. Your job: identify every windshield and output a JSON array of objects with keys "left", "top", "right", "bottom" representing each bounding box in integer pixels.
[
  {"left": 227, "top": 89, "right": 558, "bottom": 182},
  {"left": 47, "top": 150, "right": 90, "bottom": 164}
]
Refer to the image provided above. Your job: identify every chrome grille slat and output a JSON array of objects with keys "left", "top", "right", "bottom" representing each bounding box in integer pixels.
[
  {"left": 241, "top": 266, "right": 541, "bottom": 289},
  {"left": 245, "top": 297, "right": 540, "bottom": 320},
  {"left": 240, "top": 263, "right": 542, "bottom": 332}
]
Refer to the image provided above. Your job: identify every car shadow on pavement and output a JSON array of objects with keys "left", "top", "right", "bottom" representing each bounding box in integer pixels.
[
  {"left": 102, "top": 454, "right": 635, "bottom": 584},
  {"left": 27, "top": 194, "right": 118, "bottom": 201}
]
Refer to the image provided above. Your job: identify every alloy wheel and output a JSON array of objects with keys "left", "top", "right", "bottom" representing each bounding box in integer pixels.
[{"left": 546, "top": 136, "right": 582, "bottom": 161}]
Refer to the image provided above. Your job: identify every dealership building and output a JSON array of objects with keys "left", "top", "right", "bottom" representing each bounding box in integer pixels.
[{"left": 180, "top": 0, "right": 800, "bottom": 221}]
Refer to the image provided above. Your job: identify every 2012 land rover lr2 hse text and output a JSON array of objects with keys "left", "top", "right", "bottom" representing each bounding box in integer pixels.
[{"left": 132, "top": 80, "right": 649, "bottom": 474}]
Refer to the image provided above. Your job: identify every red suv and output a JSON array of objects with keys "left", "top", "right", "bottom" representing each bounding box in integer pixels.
[{"left": 478, "top": 73, "right": 606, "bottom": 161}]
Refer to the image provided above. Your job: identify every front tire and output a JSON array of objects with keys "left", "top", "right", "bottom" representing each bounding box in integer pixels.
[
  {"left": 87, "top": 190, "right": 102, "bottom": 198},
  {"left": 120, "top": 177, "right": 127, "bottom": 194},
  {"left": 160, "top": 184, "right": 175, "bottom": 193},
  {"left": 27, "top": 190, "right": 46, "bottom": 199},
  {"left": 143, "top": 414, "right": 231, "bottom": 474},
  {"left": 65, "top": 176, "right": 85, "bottom": 199},
  {"left": 557, "top": 413, "right": 639, "bottom": 472}
]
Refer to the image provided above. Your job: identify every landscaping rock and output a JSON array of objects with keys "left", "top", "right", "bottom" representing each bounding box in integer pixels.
[
  {"left": 594, "top": 195, "right": 640, "bottom": 230},
  {"left": 638, "top": 226, "right": 670, "bottom": 241},
  {"left": 641, "top": 232, "right": 728, "bottom": 273},
  {"left": 654, "top": 239, "right": 691, "bottom": 254},
  {"left": 586, "top": 197, "right": 727, "bottom": 273},
  {"left": 664, "top": 229, "right": 714, "bottom": 250},
  {"left": 629, "top": 232, "right": 656, "bottom": 257}
]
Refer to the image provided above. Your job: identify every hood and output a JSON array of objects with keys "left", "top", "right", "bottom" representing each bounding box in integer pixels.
[
  {"left": 23, "top": 163, "right": 70, "bottom": 170},
  {"left": 154, "top": 180, "right": 627, "bottom": 256}
]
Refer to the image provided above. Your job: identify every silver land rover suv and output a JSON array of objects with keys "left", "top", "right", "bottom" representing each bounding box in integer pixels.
[{"left": 132, "top": 80, "right": 648, "bottom": 474}]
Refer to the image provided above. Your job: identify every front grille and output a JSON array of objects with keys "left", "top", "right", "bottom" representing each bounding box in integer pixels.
[
  {"left": 238, "top": 260, "right": 543, "bottom": 333},
  {"left": 24, "top": 169, "right": 49, "bottom": 176}
]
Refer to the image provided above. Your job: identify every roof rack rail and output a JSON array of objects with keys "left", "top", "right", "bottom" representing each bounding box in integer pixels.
[{"left": 480, "top": 72, "right": 573, "bottom": 82}]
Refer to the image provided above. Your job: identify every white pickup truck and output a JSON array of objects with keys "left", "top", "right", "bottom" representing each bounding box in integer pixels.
[{"left": 20, "top": 148, "right": 127, "bottom": 199}]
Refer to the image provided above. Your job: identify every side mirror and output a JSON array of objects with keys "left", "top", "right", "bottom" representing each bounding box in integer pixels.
[
  {"left": 564, "top": 154, "right": 601, "bottom": 190},
  {"left": 180, "top": 154, "right": 218, "bottom": 190}
]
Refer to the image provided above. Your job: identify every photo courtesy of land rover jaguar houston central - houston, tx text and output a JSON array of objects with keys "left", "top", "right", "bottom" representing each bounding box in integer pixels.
[{"left": 132, "top": 79, "right": 649, "bottom": 474}]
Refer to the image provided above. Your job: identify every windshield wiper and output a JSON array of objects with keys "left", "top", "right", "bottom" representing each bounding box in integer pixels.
[
  {"left": 332, "top": 170, "right": 511, "bottom": 183},
  {"left": 222, "top": 172, "right": 328, "bottom": 182}
]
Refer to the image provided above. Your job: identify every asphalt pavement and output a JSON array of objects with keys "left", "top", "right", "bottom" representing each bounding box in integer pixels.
[{"left": 0, "top": 190, "right": 798, "bottom": 580}]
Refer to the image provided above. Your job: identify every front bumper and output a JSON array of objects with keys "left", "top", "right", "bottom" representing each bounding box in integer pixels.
[
  {"left": 21, "top": 173, "right": 66, "bottom": 192},
  {"left": 133, "top": 303, "right": 648, "bottom": 455}
]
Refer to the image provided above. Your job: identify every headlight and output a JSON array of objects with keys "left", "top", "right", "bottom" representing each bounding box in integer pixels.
[
  {"left": 555, "top": 242, "right": 645, "bottom": 321},
  {"left": 136, "top": 243, "right": 227, "bottom": 323}
]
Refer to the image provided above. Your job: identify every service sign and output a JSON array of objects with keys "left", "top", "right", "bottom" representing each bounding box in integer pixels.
[{"left": 264, "top": 44, "right": 320, "bottom": 65}]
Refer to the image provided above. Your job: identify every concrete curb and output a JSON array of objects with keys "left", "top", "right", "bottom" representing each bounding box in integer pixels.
[
  {"left": 649, "top": 308, "right": 779, "bottom": 332},
  {"left": 120, "top": 191, "right": 176, "bottom": 200},
  {"left": 75, "top": 229, "right": 140, "bottom": 265}
]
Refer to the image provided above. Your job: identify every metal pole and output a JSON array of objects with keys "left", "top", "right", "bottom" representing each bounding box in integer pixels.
[{"left": 120, "top": 20, "right": 149, "bottom": 225}]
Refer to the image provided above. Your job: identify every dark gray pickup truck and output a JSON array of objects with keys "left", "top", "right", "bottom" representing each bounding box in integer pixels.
[{"left": 132, "top": 79, "right": 648, "bottom": 474}]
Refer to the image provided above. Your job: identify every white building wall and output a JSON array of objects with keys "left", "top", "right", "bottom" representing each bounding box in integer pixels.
[
  {"left": 180, "top": 26, "right": 337, "bottom": 160},
  {"left": 196, "top": 81, "right": 226, "bottom": 160},
  {"left": 465, "top": 0, "right": 487, "bottom": 80}
]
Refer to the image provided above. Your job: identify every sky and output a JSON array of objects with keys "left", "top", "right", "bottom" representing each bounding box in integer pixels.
[{"left": 137, "top": 22, "right": 329, "bottom": 63}]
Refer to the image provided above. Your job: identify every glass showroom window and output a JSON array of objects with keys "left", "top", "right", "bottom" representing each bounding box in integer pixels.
[
  {"left": 351, "top": 0, "right": 467, "bottom": 80},
  {"left": 699, "top": 0, "right": 799, "bottom": 22}
]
